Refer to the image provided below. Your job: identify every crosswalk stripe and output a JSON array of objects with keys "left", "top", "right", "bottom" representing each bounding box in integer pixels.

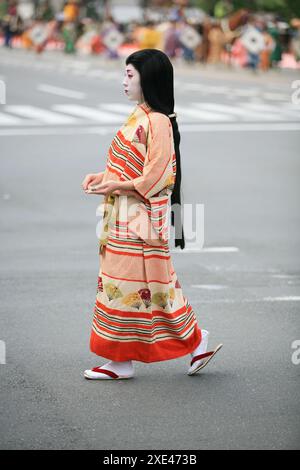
[
  {"left": 176, "top": 104, "right": 235, "bottom": 121},
  {"left": 0, "top": 112, "right": 23, "bottom": 125},
  {"left": 181, "top": 83, "right": 230, "bottom": 94},
  {"left": 263, "top": 92, "right": 288, "bottom": 101},
  {"left": 0, "top": 56, "right": 293, "bottom": 104},
  {"left": 99, "top": 103, "right": 133, "bottom": 114},
  {"left": 52, "top": 105, "right": 123, "bottom": 123},
  {"left": 232, "top": 88, "right": 260, "bottom": 97},
  {"left": 193, "top": 102, "right": 283, "bottom": 121},
  {"left": 38, "top": 84, "right": 86, "bottom": 100},
  {"left": 5, "top": 105, "right": 79, "bottom": 124},
  {"left": 276, "top": 102, "right": 300, "bottom": 116},
  {"left": 175, "top": 246, "right": 239, "bottom": 252},
  {"left": 1, "top": 122, "right": 300, "bottom": 136},
  {"left": 0, "top": 102, "right": 299, "bottom": 128},
  {"left": 240, "top": 102, "right": 300, "bottom": 118}
]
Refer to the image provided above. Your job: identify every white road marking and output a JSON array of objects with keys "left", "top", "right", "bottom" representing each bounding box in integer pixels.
[
  {"left": 1, "top": 122, "right": 300, "bottom": 136},
  {"left": 52, "top": 104, "right": 123, "bottom": 123},
  {"left": 37, "top": 84, "right": 86, "bottom": 100},
  {"left": 231, "top": 88, "right": 260, "bottom": 97},
  {"left": 263, "top": 92, "right": 289, "bottom": 101},
  {"left": 281, "top": 103, "right": 300, "bottom": 115},
  {"left": 176, "top": 104, "right": 235, "bottom": 121},
  {"left": 262, "top": 296, "right": 300, "bottom": 301},
  {"left": 5, "top": 105, "right": 79, "bottom": 124},
  {"left": 172, "top": 246, "right": 239, "bottom": 253},
  {"left": 271, "top": 274, "right": 299, "bottom": 278},
  {"left": 191, "top": 284, "right": 228, "bottom": 289},
  {"left": 99, "top": 103, "right": 133, "bottom": 114},
  {"left": 0, "top": 96, "right": 299, "bottom": 130},
  {"left": 241, "top": 102, "right": 300, "bottom": 119},
  {"left": 193, "top": 102, "right": 284, "bottom": 121},
  {"left": 0, "top": 112, "right": 23, "bottom": 125},
  {"left": 179, "top": 122, "right": 300, "bottom": 132},
  {"left": 189, "top": 297, "right": 300, "bottom": 303},
  {"left": 181, "top": 83, "right": 231, "bottom": 94},
  {"left": 0, "top": 126, "right": 116, "bottom": 136},
  {"left": 1, "top": 100, "right": 299, "bottom": 129},
  {"left": 0, "top": 55, "right": 293, "bottom": 103}
]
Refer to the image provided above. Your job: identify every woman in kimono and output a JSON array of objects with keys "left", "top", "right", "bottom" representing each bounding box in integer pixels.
[{"left": 81, "top": 49, "right": 222, "bottom": 380}]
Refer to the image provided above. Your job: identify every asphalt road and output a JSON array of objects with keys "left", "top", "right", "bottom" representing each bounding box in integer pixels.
[{"left": 0, "top": 48, "right": 299, "bottom": 450}]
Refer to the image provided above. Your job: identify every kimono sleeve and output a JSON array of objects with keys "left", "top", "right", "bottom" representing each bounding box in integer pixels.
[
  {"left": 131, "top": 113, "right": 175, "bottom": 245},
  {"left": 132, "top": 113, "right": 174, "bottom": 199}
]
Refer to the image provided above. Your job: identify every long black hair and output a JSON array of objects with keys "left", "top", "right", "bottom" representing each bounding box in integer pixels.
[{"left": 125, "top": 48, "right": 185, "bottom": 249}]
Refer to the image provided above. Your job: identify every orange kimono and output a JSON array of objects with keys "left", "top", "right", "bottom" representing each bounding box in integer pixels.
[{"left": 89, "top": 102, "right": 202, "bottom": 363}]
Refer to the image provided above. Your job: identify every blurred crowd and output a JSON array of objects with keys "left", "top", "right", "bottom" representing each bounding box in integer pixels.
[{"left": 1, "top": 0, "right": 300, "bottom": 70}]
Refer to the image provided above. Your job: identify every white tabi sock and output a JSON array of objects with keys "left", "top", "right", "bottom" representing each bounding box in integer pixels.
[
  {"left": 101, "top": 360, "right": 134, "bottom": 375},
  {"left": 191, "top": 329, "right": 210, "bottom": 358}
]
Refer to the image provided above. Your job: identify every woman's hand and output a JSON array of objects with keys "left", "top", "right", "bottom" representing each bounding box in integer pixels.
[
  {"left": 85, "top": 179, "right": 120, "bottom": 195},
  {"left": 81, "top": 172, "right": 104, "bottom": 191},
  {"left": 83, "top": 177, "right": 145, "bottom": 201}
]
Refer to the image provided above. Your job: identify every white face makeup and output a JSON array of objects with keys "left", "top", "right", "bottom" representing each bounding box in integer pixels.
[{"left": 122, "top": 63, "right": 144, "bottom": 104}]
